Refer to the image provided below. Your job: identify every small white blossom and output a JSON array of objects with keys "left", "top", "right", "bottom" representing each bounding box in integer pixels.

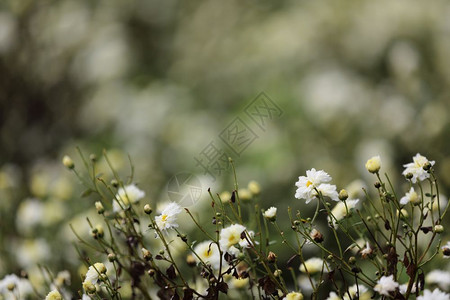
[
  {"left": 194, "top": 241, "right": 222, "bottom": 270},
  {"left": 326, "top": 291, "right": 340, "bottom": 300},
  {"left": 0, "top": 274, "right": 33, "bottom": 297},
  {"left": 400, "top": 187, "right": 420, "bottom": 205},
  {"left": 399, "top": 282, "right": 416, "bottom": 295},
  {"left": 299, "top": 257, "right": 328, "bottom": 274},
  {"left": 155, "top": 202, "right": 182, "bottom": 232},
  {"left": 417, "top": 289, "right": 450, "bottom": 300},
  {"left": 84, "top": 263, "right": 106, "bottom": 286},
  {"left": 219, "top": 224, "right": 246, "bottom": 251},
  {"left": 360, "top": 241, "right": 373, "bottom": 259},
  {"left": 343, "top": 284, "right": 370, "bottom": 300},
  {"left": 328, "top": 199, "right": 359, "bottom": 228},
  {"left": 426, "top": 270, "right": 450, "bottom": 290},
  {"left": 374, "top": 275, "right": 399, "bottom": 296},
  {"left": 46, "top": 290, "right": 62, "bottom": 300},
  {"left": 402, "top": 153, "right": 435, "bottom": 183},
  {"left": 113, "top": 184, "right": 145, "bottom": 212},
  {"left": 263, "top": 207, "right": 277, "bottom": 221},
  {"left": 295, "top": 168, "right": 339, "bottom": 204},
  {"left": 283, "top": 291, "right": 304, "bottom": 300}
]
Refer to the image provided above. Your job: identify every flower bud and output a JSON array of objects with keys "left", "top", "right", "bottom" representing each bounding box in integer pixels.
[
  {"left": 110, "top": 179, "right": 119, "bottom": 188},
  {"left": 263, "top": 207, "right": 277, "bottom": 222},
  {"left": 239, "top": 189, "right": 252, "bottom": 202},
  {"left": 62, "top": 155, "right": 74, "bottom": 169},
  {"left": 365, "top": 156, "right": 381, "bottom": 174},
  {"left": 338, "top": 189, "right": 348, "bottom": 201},
  {"left": 186, "top": 254, "right": 196, "bottom": 267},
  {"left": 108, "top": 253, "right": 116, "bottom": 262},
  {"left": 374, "top": 181, "right": 381, "bottom": 189},
  {"left": 273, "top": 269, "right": 282, "bottom": 277},
  {"left": 83, "top": 281, "right": 96, "bottom": 294},
  {"left": 397, "top": 209, "right": 408, "bottom": 219},
  {"left": 142, "top": 248, "right": 152, "bottom": 261},
  {"left": 248, "top": 180, "right": 261, "bottom": 196},
  {"left": 434, "top": 225, "right": 444, "bottom": 233},
  {"left": 405, "top": 173, "right": 413, "bottom": 180},
  {"left": 267, "top": 251, "right": 277, "bottom": 263},
  {"left": 423, "top": 162, "right": 432, "bottom": 171},
  {"left": 310, "top": 229, "right": 323, "bottom": 243},
  {"left": 144, "top": 204, "right": 152, "bottom": 214},
  {"left": 348, "top": 256, "right": 356, "bottom": 265},
  {"left": 7, "top": 283, "right": 15, "bottom": 291},
  {"left": 89, "top": 154, "right": 97, "bottom": 162},
  {"left": 95, "top": 201, "right": 105, "bottom": 214},
  {"left": 148, "top": 269, "right": 155, "bottom": 277}
]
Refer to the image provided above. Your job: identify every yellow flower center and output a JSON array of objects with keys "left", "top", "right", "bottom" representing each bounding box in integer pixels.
[
  {"left": 306, "top": 180, "right": 313, "bottom": 187},
  {"left": 161, "top": 214, "right": 168, "bottom": 222},
  {"left": 203, "top": 249, "right": 212, "bottom": 258}
]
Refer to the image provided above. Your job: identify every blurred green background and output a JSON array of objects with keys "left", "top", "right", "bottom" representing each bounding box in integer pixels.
[{"left": 0, "top": 0, "right": 449, "bottom": 297}]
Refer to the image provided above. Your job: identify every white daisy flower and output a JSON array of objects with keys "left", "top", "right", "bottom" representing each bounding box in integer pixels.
[
  {"left": 299, "top": 257, "right": 328, "bottom": 274},
  {"left": 219, "top": 224, "right": 246, "bottom": 251},
  {"left": 326, "top": 291, "right": 340, "bottom": 300},
  {"left": 84, "top": 263, "right": 106, "bottom": 286},
  {"left": 374, "top": 275, "right": 399, "bottom": 296},
  {"left": 113, "top": 184, "right": 145, "bottom": 212},
  {"left": 402, "top": 153, "right": 435, "bottom": 183},
  {"left": 417, "top": 289, "right": 450, "bottom": 300},
  {"left": 400, "top": 187, "right": 420, "bottom": 205},
  {"left": 283, "top": 291, "right": 304, "bottom": 300},
  {"left": 295, "top": 168, "right": 339, "bottom": 204},
  {"left": 0, "top": 274, "right": 33, "bottom": 297},
  {"left": 155, "top": 202, "right": 182, "bottom": 232},
  {"left": 343, "top": 284, "right": 370, "bottom": 300},
  {"left": 193, "top": 241, "right": 222, "bottom": 270},
  {"left": 426, "top": 270, "right": 450, "bottom": 290},
  {"left": 263, "top": 207, "right": 277, "bottom": 221},
  {"left": 46, "top": 290, "right": 62, "bottom": 300},
  {"left": 328, "top": 199, "right": 359, "bottom": 228}
]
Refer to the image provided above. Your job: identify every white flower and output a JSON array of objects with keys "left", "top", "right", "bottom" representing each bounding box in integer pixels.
[
  {"left": 84, "top": 263, "right": 106, "bottom": 286},
  {"left": 442, "top": 241, "right": 450, "bottom": 258},
  {"left": 400, "top": 187, "right": 420, "bottom": 205},
  {"left": 343, "top": 284, "right": 370, "bottom": 300},
  {"left": 219, "top": 224, "right": 246, "bottom": 251},
  {"left": 295, "top": 168, "right": 339, "bottom": 204},
  {"left": 426, "top": 270, "right": 450, "bottom": 290},
  {"left": 299, "top": 257, "right": 328, "bottom": 274},
  {"left": 193, "top": 241, "right": 222, "bottom": 270},
  {"left": 417, "top": 289, "right": 450, "bottom": 300},
  {"left": 328, "top": 199, "right": 359, "bottom": 228},
  {"left": 374, "top": 275, "right": 399, "bottom": 296},
  {"left": 263, "top": 207, "right": 277, "bottom": 221},
  {"left": 155, "top": 202, "right": 182, "bottom": 232},
  {"left": 82, "top": 295, "right": 91, "bottom": 300},
  {"left": 402, "top": 153, "right": 435, "bottom": 183},
  {"left": 113, "top": 184, "right": 145, "bottom": 212},
  {"left": 360, "top": 241, "right": 373, "bottom": 259},
  {"left": 283, "top": 291, "right": 304, "bottom": 300},
  {"left": 326, "top": 291, "right": 340, "bottom": 300},
  {"left": 0, "top": 274, "right": 33, "bottom": 297},
  {"left": 46, "top": 290, "right": 62, "bottom": 300},
  {"left": 399, "top": 282, "right": 416, "bottom": 295},
  {"left": 365, "top": 156, "right": 381, "bottom": 173}
]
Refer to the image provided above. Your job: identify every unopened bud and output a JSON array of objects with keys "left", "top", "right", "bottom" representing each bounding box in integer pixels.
[
  {"left": 310, "top": 228, "right": 323, "bottom": 243},
  {"left": 423, "top": 162, "right": 432, "bottom": 171},
  {"left": 365, "top": 156, "right": 381, "bottom": 174},
  {"left": 434, "top": 225, "right": 444, "bottom": 233},
  {"left": 248, "top": 180, "right": 261, "bottom": 196},
  {"left": 142, "top": 248, "right": 152, "bottom": 261},
  {"left": 348, "top": 256, "right": 356, "bottom": 265},
  {"left": 7, "top": 283, "right": 15, "bottom": 291},
  {"left": 238, "top": 253, "right": 246, "bottom": 261},
  {"left": 405, "top": 173, "right": 413, "bottom": 180},
  {"left": 108, "top": 253, "right": 116, "bottom": 262},
  {"left": 62, "top": 155, "right": 74, "bottom": 169},
  {"left": 267, "top": 251, "right": 277, "bottom": 263},
  {"left": 95, "top": 201, "right": 105, "bottom": 214},
  {"left": 273, "top": 269, "right": 282, "bottom": 277},
  {"left": 144, "top": 204, "right": 152, "bottom": 214},
  {"left": 148, "top": 269, "right": 155, "bottom": 277},
  {"left": 338, "top": 189, "right": 348, "bottom": 201},
  {"left": 186, "top": 254, "right": 196, "bottom": 267},
  {"left": 374, "top": 182, "right": 381, "bottom": 189},
  {"left": 89, "top": 154, "right": 97, "bottom": 162}
]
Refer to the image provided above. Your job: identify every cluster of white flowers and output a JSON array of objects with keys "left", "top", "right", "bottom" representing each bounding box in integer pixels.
[
  {"left": 295, "top": 168, "right": 339, "bottom": 204},
  {"left": 402, "top": 153, "right": 435, "bottom": 183},
  {"left": 155, "top": 202, "right": 182, "bottom": 232},
  {"left": 112, "top": 184, "right": 145, "bottom": 212},
  {"left": 0, "top": 274, "right": 33, "bottom": 299},
  {"left": 82, "top": 262, "right": 107, "bottom": 293},
  {"left": 373, "top": 275, "right": 398, "bottom": 296},
  {"left": 417, "top": 289, "right": 450, "bottom": 300}
]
